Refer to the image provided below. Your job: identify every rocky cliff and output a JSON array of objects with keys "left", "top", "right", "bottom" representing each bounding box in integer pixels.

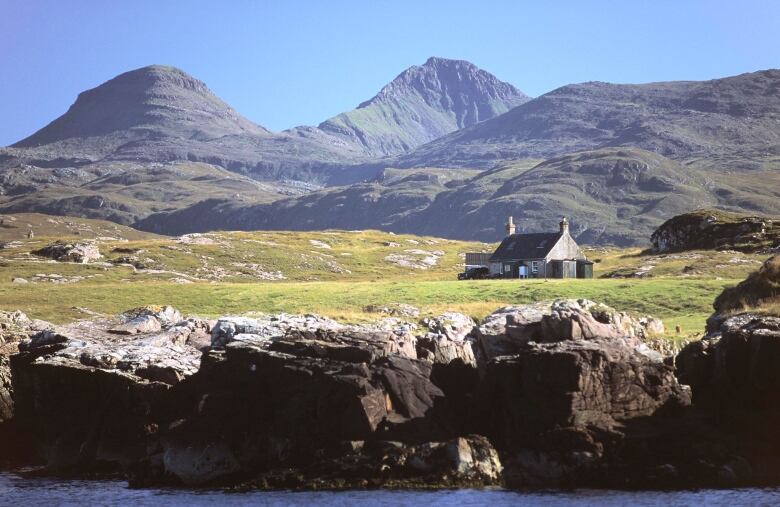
[{"left": 5, "top": 297, "right": 775, "bottom": 489}]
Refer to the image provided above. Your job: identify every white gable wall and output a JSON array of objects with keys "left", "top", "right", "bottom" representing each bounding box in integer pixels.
[{"left": 545, "top": 232, "right": 586, "bottom": 262}]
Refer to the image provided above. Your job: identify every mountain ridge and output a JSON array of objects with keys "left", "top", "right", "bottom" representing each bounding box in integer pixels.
[
  {"left": 4, "top": 62, "right": 780, "bottom": 245},
  {"left": 391, "top": 68, "right": 780, "bottom": 169}
]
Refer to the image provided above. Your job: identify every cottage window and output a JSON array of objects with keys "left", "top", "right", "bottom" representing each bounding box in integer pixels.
[
  {"left": 504, "top": 264, "right": 511, "bottom": 273},
  {"left": 531, "top": 261, "right": 540, "bottom": 273}
]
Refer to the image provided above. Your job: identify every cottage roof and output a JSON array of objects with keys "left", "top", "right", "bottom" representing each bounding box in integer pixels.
[{"left": 489, "top": 232, "right": 562, "bottom": 261}]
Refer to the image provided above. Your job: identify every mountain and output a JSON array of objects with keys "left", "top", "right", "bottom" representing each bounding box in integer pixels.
[
  {"left": 136, "top": 148, "right": 730, "bottom": 245},
  {"left": 393, "top": 69, "right": 780, "bottom": 169},
  {"left": 14, "top": 65, "right": 268, "bottom": 150},
  {"left": 3, "top": 65, "right": 360, "bottom": 183},
  {"left": 292, "top": 57, "right": 529, "bottom": 158},
  {"left": 4, "top": 63, "right": 780, "bottom": 244}
]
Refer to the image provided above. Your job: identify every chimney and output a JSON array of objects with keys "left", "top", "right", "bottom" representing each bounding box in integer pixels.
[
  {"left": 559, "top": 217, "right": 569, "bottom": 234},
  {"left": 506, "top": 216, "right": 516, "bottom": 236}
]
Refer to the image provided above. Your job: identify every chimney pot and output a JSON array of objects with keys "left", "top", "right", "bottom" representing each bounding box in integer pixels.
[{"left": 560, "top": 217, "right": 569, "bottom": 234}]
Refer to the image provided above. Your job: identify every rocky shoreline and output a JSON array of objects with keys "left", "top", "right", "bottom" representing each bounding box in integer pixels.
[{"left": 1, "top": 276, "right": 780, "bottom": 490}]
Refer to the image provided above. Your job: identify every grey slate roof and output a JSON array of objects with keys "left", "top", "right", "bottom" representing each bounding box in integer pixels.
[{"left": 489, "top": 232, "right": 562, "bottom": 261}]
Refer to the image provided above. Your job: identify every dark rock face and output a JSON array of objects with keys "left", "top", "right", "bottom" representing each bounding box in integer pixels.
[
  {"left": 9, "top": 306, "right": 207, "bottom": 470},
  {"left": 472, "top": 302, "right": 692, "bottom": 488},
  {"left": 482, "top": 339, "right": 689, "bottom": 443},
  {"left": 139, "top": 314, "right": 471, "bottom": 486},
  {"left": 675, "top": 314, "right": 780, "bottom": 485},
  {"left": 7, "top": 299, "right": 780, "bottom": 489},
  {"left": 678, "top": 314, "right": 780, "bottom": 414},
  {"left": 0, "top": 311, "right": 52, "bottom": 467}
]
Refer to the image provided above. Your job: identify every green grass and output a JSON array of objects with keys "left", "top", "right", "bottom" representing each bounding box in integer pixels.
[
  {"left": 0, "top": 277, "right": 731, "bottom": 339},
  {"left": 0, "top": 213, "right": 764, "bottom": 340}
]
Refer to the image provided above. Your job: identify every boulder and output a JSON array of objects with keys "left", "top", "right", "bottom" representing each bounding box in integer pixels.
[
  {"left": 31, "top": 240, "right": 102, "bottom": 263},
  {"left": 211, "top": 314, "right": 417, "bottom": 360},
  {"left": 363, "top": 303, "right": 420, "bottom": 318}
]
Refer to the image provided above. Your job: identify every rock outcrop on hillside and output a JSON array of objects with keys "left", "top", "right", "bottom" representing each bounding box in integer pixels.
[
  {"left": 4, "top": 296, "right": 780, "bottom": 489},
  {"left": 651, "top": 209, "right": 780, "bottom": 253},
  {"left": 31, "top": 240, "right": 102, "bottom": 263}
]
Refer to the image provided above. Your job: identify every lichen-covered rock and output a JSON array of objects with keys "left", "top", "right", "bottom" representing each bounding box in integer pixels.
[
  {"left": 211, "top": 314, "right": 417, "bottom": 360},
  {"left": 109, "top": 306, "right": 182, "bottom": 335},
  {"left": 31, "top": 240, "right": 102, "bottom": 263},
  {"left": 475, "top": 300, "right": 665, "bottom": 364},
  {"left": 417, "top": 312, "right": 476, "bottom": 367}
]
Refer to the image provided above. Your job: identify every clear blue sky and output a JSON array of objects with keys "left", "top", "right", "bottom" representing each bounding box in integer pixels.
[{"left": 1, "top": 0, "right": 779, "bottom": 146}]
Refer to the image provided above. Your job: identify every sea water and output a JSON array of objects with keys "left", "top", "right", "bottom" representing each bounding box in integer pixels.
[{"left": 1, "top": 472, "right": 779, "bottom": 507}]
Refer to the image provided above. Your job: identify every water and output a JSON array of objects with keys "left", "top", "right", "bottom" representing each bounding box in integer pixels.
[{"left": 1, "top": 472, "right": 779, "bottom": 507}]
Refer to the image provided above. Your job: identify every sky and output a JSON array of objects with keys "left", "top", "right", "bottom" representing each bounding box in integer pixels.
[{"left": 1, "top": 0, "right": 779, "bottom": 146}]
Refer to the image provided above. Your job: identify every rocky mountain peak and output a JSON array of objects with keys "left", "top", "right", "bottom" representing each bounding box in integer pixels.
[
  {"left": 14, "top": 64, "right": 267, "bottom": 148},
  {"left": 315, "top": 57, "right": 529, "bottom": 157},
  {"left": 365, "top": 56, "right": 528, "bottom": 111}
]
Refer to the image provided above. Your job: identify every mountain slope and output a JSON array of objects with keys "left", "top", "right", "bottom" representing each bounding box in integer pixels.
[
  {"left": 395, "top": 69, "right": 780, "bottom": 169},
  {"left": 136, "top": 148, "right": 731, "bottom": 245},
  {"left": 291, "top": 57, "right": 529, "bottom": 158},
  {"left": 135, "top": 167, "right": 477, "bottom": 236},
  {"left": 0, "top": 161, "right": 301, "bottom": 225}
]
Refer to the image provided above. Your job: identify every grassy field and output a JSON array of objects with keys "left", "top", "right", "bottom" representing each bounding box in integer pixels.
[
  {"left": 0, "top": 277, "right": 733, "bottom": 339},
  {"left": 0, "top": 213, "right": 766, "bottom": 339}
]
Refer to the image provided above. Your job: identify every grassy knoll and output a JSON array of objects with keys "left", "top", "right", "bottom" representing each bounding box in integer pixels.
[{"left": 0, "top": 277, "right": 731, "bottom": 339}]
